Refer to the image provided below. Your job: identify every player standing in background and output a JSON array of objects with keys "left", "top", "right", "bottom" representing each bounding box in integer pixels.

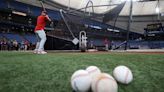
[
  {"left": 104, "top": 38, "right": 109, "bottom": 51},
  {"left": 34, "top": 11, "right": 51, "bottom": 54}
]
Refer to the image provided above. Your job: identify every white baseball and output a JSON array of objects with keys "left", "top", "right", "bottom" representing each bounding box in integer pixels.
[
  {"left": 71, "top": 69, "right": 92, "bottom": 92},
  {"left": 113, "top": 65, "right": 133, "bottom": 84},
  {"left": 86, "top": 66, "right": 101, "bottom": 79},
  {"left": 92, "top": 73, "right": 118, "bottom": 92}
]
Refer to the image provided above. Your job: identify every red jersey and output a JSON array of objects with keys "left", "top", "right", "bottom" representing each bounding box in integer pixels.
[{"left": 35, "top": 15, "right": 48, "bottom": 31}]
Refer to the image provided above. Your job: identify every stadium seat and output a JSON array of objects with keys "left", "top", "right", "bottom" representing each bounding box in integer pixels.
[
  {"left": 24, "top": 34, "right": 37, "bottom": 44},
  {"left": 3, "top": 33, "right": 23, "bottom": 43}
]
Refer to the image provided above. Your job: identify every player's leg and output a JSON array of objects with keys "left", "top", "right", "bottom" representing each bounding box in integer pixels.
[
  {"left": 36, "top": 30, "right": 47, "bottom": 54},
  {"left": 34, "top": 32, "right": 41, "bottom": 53}
]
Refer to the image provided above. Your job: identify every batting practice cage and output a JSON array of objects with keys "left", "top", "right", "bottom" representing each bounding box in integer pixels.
[{"left": 0, "top": 0, "right": 164, "bottom": 92}]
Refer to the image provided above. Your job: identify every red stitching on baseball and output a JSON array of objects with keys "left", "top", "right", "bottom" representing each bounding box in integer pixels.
[
  {"left": 88, "top": 68, "right": 98, "bottom": 73},
  {"left": 71, "top": 73, "right": 89, "bottom": 81},
  {"left": 95, "top": 76, "right": 115, "bottom": 92}
]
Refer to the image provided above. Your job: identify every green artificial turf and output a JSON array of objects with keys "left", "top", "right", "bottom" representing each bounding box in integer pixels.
[{"left": 0, "top": 51, "right": 163, "bottom": 92}]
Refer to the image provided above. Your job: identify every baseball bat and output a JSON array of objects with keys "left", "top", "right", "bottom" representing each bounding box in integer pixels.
[{"left": 40, "top": 1, "right": 46, "bottom": 12}]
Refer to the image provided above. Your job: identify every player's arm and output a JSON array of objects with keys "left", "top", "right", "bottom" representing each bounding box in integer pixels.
[{"left": 45, "top": 15, "right": 51, "bottom": 22}]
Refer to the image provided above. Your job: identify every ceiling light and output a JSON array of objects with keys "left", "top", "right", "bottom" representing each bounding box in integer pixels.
[{"left": 156, "top": 7, "right": 160, "bottom": 13}]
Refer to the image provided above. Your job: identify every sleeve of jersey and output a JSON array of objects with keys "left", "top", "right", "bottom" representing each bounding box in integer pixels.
[{"left": 45, "top": 16, "right": 48, "bottom": 21}]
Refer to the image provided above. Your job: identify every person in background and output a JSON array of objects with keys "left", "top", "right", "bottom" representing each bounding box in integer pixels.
[
  {"left": 111, "top": 40, "right": 114, "bottom": 50},
  {"left": 13, "top": 40, "right": 18, "bottom": 50},
  {"left": 0, "top": 38, "right": 2, "bottom": 50},
  {"left": 1, "top": 38, "right": 8, "bottom": 50},
  {"left": 20, "top": 40, "right": 24, "bottom": 50},
  {"left": 90, "top": 40, "right": 94, "bottom": 49},
  {"left": 7, "top": 39, "right": 12, "bottom": 51},
  {"left": 24, "top": 40, "right": 28, "bottom": 51},
  {"left": 104, "top": 38, "right": 109, "bottom": 51},
  {"left": 34, "top": 11, "right": 51, "bottom": 54}
]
